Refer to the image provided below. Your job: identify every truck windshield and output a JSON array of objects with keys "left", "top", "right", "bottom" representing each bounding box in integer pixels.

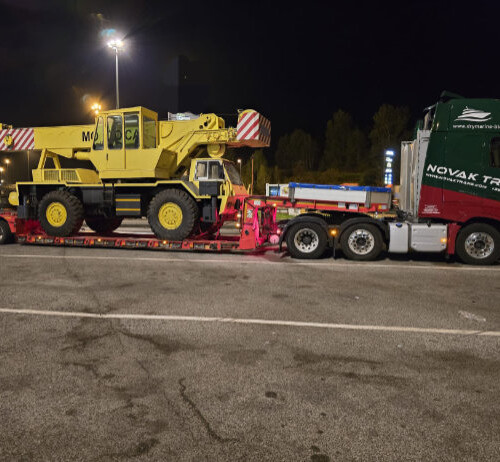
[{"left": 224, "top": 161, "right": 243, "bottom": 185}]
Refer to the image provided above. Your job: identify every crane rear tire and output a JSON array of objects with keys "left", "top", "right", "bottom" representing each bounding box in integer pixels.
[{"left": 38, "top": 190, "right": 84, "bottom": 237}]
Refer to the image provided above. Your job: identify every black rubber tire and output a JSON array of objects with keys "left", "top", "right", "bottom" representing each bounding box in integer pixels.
[
  {"left": 85, "top": 216, "right": 123, "bottom": 235},
  {"left": 0, "top": 219, "right": 13, "bottom": 244},
  {"left": 147, "top": 189, "right": 199, "bottom": 240},
  {"left": 340, "top": 223, "right": 383, "bottom": 261},
  {"left": 455, "top": 223, "right": 500, "bottom": 265},
  {"left": 285, "top": 222, "right": 328, "bottom": 259},
  {"left": 38, "top": 190, "right": 84, "bottom": 237}
]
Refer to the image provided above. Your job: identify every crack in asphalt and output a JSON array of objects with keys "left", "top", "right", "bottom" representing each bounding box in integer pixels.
[{"left": 178, "top": 377, "right": 237, "bottom": 444}]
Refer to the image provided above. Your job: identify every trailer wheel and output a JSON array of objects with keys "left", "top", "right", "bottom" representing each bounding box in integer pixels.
[
  {"left": 38, "top": 190, "right": 84, "bottom": 237},
  {"left": 0, "top": 219, "right": 13, "bottom": 244},
  {"left": 286, "top": 222, "right": 328, "bottom": 259},
  {"left": 340, "top": 223, "right": 383, "bottom": 261},
  {"left": 147, "top": 189, "right": 199, "bottom": 240},
  {"left": 85, "top": 216, "right": 123, "bottom": 235},
  {"left": 456, "top": 223, "right": 500, "bottom": 265}
]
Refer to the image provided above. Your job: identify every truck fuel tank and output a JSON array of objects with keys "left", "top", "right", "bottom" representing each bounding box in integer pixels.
[{"left": 389, "top": 222, "right": 447, "bottom": 253}]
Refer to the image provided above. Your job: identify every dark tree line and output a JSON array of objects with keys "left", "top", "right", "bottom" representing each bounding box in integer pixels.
[{"left": 236, "top": 104, "right": 412, "bottom": 193}]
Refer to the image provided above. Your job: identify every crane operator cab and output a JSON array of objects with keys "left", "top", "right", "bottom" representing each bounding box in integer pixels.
[{"left": 190, "top": 158, "right": 247, "bottom": 222}]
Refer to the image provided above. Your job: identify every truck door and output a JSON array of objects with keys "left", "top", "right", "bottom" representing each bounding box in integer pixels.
[
  {"left": 443, "top": 133, "right": 486, "bottom": 214},
  {"left": 106, "top": 114, "right": 125, "bottom": 170}
]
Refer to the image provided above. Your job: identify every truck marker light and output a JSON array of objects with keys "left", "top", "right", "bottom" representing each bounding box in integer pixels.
[
  {"left": 441, "top": 238, "right": 447, "bottom": 244},
  {"left": 330, "top": 229, "right": 338, "bottom": 237}
]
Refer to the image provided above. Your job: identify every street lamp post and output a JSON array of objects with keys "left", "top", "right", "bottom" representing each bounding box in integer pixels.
[
  {"left": 237, "top": 158, "right": 242, "bottom": 176},
  {"left": 107, "top": 39, "right": 124, "bottom": 109},
  {"left": 2, "top": 158, "right": 9, "bottom": 184},
  {"left": 0, "top": 166, "right": 4, "bottom": 185}
]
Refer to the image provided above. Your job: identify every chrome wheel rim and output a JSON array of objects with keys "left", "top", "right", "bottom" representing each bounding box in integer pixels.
[
  {"left": 464, "top": 232, "right": 495, "bottom": 259},
  {"left": 294, "top": 228, "right": 319, "bottom": 254},
  {"left": 347, "top": 229, "right": 375, "bottom": 255}
]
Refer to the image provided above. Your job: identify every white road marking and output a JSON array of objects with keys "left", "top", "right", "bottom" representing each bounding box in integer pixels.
[
  {"left": 0, "top": 308, "right": 499, "bottom": 337},
  {"left": 1, "top": 252, "right": 500, "bottom": 271}
]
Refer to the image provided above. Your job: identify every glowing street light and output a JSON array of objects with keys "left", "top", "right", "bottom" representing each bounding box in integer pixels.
[
  {"left": 107, "top": 38, "right": 124, "bottom": 109},
  {"left": 237, "top": 158, "right": 242, "bottom": 176},
  {"left": 4, "top": 158, "right": 10, "bottom": 165},
  {"left": 91, "top": 102, "right": 102, "bottom": 116}
]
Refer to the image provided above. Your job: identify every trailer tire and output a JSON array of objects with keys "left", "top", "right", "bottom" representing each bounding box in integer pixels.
[
  {"left": 85, "top": 216, "right": 123, "bottom": 235},
  {"left": 38, "top": 190, "right": 84, "bottom": 237},
  {"left": 286, "top": 222, "right": 328, "bottom": 259},
  {"left": 456, "top": 223, "right": 500, "bottom": 265},
  {"left": 147, "top": 189, "right": 199, "bottom": 240},
  {"left": 340, "top": 223, "right": 383, "bottom": 261},
  {"left": 0, "top": 219, "right": 13, "bottom": 244}
]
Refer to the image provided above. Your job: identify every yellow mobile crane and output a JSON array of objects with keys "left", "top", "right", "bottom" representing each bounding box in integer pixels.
[{"left": 6, "top": 107, "right": 270, "bottom": 239}]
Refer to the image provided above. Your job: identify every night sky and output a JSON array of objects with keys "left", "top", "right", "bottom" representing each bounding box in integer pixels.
[{"left": 2, "top": 0, "right": 500, "bottom": 146}]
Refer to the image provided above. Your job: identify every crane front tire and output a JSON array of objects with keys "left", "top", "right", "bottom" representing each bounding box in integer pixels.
[
  {"left": 0, "top": 219, "right": 13, "bottom": 244},
  {"left": 147, "top": 189, "right": 199, "bottom": 240}
]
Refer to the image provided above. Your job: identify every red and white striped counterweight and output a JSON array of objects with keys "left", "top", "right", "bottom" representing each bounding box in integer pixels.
[
  {"left": 0, "top": 127, "right": 35, "bottom": 151},
  {"left": 235, "top": 110, "right": 271, "bottom": 147}
]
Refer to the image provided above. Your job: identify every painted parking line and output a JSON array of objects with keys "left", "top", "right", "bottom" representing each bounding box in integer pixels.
[
  {"left": 1, "top": 308, "right": 499, "bottom": 337},
  {"left": 1, "top": 252, "right": 500, "bottom": 271}
]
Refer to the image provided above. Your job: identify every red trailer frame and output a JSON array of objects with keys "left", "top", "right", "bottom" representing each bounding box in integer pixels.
[{"left": 0, "top": 194, "right": 394, "bottom": 255}]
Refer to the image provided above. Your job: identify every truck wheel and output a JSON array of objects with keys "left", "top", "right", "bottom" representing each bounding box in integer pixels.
[
  {"left": 286, "top": 222, "right": 328, "bottom": 259},
  {"left": 340, "top": 223, "right": 383, "bottom": 261},
  {"left": 456, "top": 223, "right": 500, "bottom": 265},
  {"left": 38, "top": 190, "right": 84, "bottom": 237},
  {"left": 85, "top": 216, "right": 123, "bottom": 235},
  {"left": 0, "top": 219, "right": 13, "bottom": 244},
  {"left": 147, "top": 189, "right": 198, "bottom": 240}
]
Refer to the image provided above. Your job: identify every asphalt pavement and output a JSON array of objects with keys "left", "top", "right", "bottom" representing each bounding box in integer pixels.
[{"left": 0, "top": 240, "right": 499, "bottom": 461}]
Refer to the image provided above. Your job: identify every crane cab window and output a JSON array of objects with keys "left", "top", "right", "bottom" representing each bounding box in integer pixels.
[
  {"left": 107, "top": 115, "right": 123, "bottom": 150},
  {"left": 195, "top": 161, "right": 224, "bottom": 181},
  {"left": 195, "top": 162, "right": 207, "bottom": 178},
  {"left": 143, "top": 116, "right": 156, "bottom": 148},
  {"left": 93, "top": 117, "right": 104, "bottom": 150},
  {"left": 124, "top": 113, "right": 139, "bottom": 149},
  {"left": 490, "top": 137, "right": 500, "bottom": 168}
]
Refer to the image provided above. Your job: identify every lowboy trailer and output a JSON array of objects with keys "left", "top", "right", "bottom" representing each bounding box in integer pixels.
[{"left": 2, "top": 92, "right": 500, "bottom": 264}]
